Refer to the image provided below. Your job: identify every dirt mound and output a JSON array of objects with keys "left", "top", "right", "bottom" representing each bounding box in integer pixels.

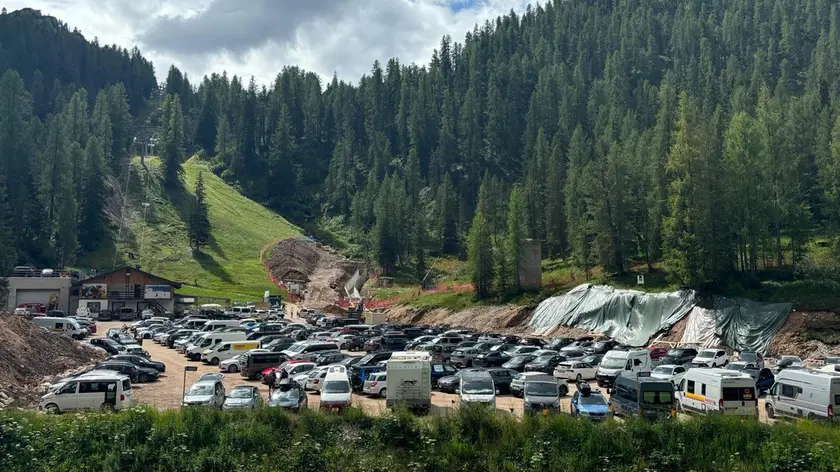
[
  {"left": 267, "top": 239, "right": 366, "bottom": 309},
  {"left": 767, "top": 311, "right": 840, "bottom": 358},
  {"left": 385, "top": 305, "right": 536, "bottom": 334},
  {"left": 0, "top": 314, "right": 106, "bottom": 407}
]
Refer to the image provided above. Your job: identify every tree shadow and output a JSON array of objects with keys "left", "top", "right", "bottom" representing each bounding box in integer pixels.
[
  {"left": 194, "top": 251, "right": 233, "bottom": 284},
  {"left": 166, "top": 181, "right": 226, "bottom": 260}
]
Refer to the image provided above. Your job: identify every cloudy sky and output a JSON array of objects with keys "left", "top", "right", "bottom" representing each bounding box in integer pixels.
[{"left": 6, "top": 0, "right": 532, "bottom": 84}]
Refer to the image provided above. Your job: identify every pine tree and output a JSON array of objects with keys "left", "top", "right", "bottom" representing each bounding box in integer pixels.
[
  {"left": 79, "top": 137, "right": 106, "bottom": 251},
  {"left": 565, "top": 126, "right": 594, "bottom": 272},
  {"left": 160, "top": 94, "right": 185, "bottom": 189},
  {"left": 544, "top": 134, "right": 566, "bottom": 257},
  {"left": 506, "top": 185, "right": 527, "bottom": 293},
  {"left": 39, "top": 114, "right": 71, "bottom": 240},
  {"left": 189, "top": 171, "right": 211, "bottom": 252},
  {"left": 0, "top": 174, "right": 14, "bottom": 274},
  {"left": 467, "top": 208, "right": 495, "bottom": 300}
]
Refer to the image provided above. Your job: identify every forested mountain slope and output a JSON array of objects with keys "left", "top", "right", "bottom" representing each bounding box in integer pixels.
[{"left": 164, "top": 0, "right": 840, "bottom": 293}]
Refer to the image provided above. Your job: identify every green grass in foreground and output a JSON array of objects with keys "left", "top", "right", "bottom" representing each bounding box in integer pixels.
[
  {"left": 109, "top": 157, "right": 301, "bottom": 301},
  {"left": 2, "top": 406, "right": 840, "bottom": 472}
]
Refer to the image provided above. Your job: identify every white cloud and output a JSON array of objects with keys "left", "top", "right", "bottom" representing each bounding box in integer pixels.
[{"left": 3, "top": 0, "right": 531, "bottom": 85}]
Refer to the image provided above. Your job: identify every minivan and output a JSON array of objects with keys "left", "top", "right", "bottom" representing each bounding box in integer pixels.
[
  {"left": 610, "top": 373, "right": 675, "bottom": 420},
  {"left": 201, "top": 320, "right": 240, "bottom": 332},
  {"left": 118, "top": 307, "right": 136, "bottom": 321},
  {"left": 522, "top": 375, "right": 562, "bottom": 414},
  {"left": 240, "top": 352, "right": 288, "bottom": 380},
  {"left": 319, "top": 365, "right": 353, "bottom": 411},
  {"left": 201, "top": 341, "right": 261, "bottom": 365},
  {"left": 186, "top": 332, "right": 247, "bottom": 360},
  {"left": 39, "top": 373, "right": 133, "bottom": 413},
  {"left": 677, "top": 368, "right": 757, "bottom": 416},
  {"left": 459, "top": 370, "right": 496, "bottom": 407},
  {"left": 765, "top": 369, "right": 840, "bottom": 421},
  {"left": 282, "top": 341, "right": 340, "bottom": 361},
  {"left": 596, "top": 349, "right": 652, "bottom": 389},
  {"left": 32, "top": 317, "right": 86, "bottom": 339}
]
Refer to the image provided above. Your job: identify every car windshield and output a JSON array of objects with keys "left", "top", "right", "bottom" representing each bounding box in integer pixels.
[
  {"left": 652, "top": 366, "right": 673, "bottom": 375},
  {"left": 188, "top": 384, "right": 214, "bottom": 395},
  {"left": 739, "top": 352, "right": 758, "bottom": 361},
  {"left": 229, "top": 388, "right": 253, "bottom": 399},
  {"left": 600, "top": 356, "right": 626, "bottom": 369},
  {"left": 780, "top": 356, "right": 802, "bottom": 364},
  {"left": 322, "top": 381, "right": 350, "bottom": 394},
  {"left": 525, "top": 382, "right": 558, "bottom": 396},
  {"left": 696, "top": 351, "right": 714, "bottom": 359},
  {"left": 461, "top": 379, "right": 494, "bottom": 395},
  {"left": 286, "top": 343, "right": 306, "bottom": 353},
  {"left": 579, "top": 394, "right": 608, "bottom": 405},
  {"left": 725, "top": 363, "right": 746, "bottom": 371},
  {"left": 271, "top": 389, "right": 300, "bottom": 401}
]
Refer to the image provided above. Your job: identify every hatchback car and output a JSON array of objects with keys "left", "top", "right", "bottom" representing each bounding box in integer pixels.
[
  {"left": 222, "top": 386, "right": 263, "bottom": 410},
  {"left": 362, "top": 371, "right": 387, "bottom": 398},
  {"left": 268, "top": 379, "right": 308, "bottom": 412},
  {"left": 183, "top": 379, "right": 226, "bottom": 408}
]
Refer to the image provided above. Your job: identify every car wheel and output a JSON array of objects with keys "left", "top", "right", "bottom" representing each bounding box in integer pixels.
[
  {"left": 766, "top": 404, "right": 775, "bottom": 419},
  {"left": 210, "top": 357, "right": 220, "bottom": 365},
  {"left": 100, "top": 403, "right": 115, "bottom": 412},
  {"left": 559, "top": 384, "right": 569, "bottom": 397},
  {"left": 379, "top": 388, "right": 387, "bottom": 399},
  {"left": 139, "top": 374, "right": 151, "bottom": 383},
  {"left": 228, "top": 364, "right": 239, "bottom": 373},
  {"left": 44, "top": 403, "right": 60, "bottom": 414}
]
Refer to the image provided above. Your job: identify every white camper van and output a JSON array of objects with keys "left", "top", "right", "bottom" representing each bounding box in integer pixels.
[
  {"left": 677, "top": 368, "right": 757, "bottom": 416},
  {"left": 186, "top": 332, "right": 247, "bottom": 360},
  {"left": 595, "top": 349, "right": 652, "bottom": 389},
  {"left": 32, "top": 317, "right": 86, "bottom": 339},
  {"left": 201, "top": 341, "right": 261, "bottom": 365},
  {"left": 765, "top": 369, "right": 840, "bottom": 421},
  {"left": 385, "top": 351, "right": 432, "bottom": 411},
  {"left": 39, "top": 373, "right": 133, "bottom": 413}
]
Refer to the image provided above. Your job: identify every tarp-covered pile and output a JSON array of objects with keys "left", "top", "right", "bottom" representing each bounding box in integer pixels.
[{"left": 529, "top": 284, "right": 792, "bottom": 353}]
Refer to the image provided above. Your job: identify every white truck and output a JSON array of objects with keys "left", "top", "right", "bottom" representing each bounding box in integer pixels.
[
  {"left": 595, "top": 349, "right": 652, "bottom": 390},
  {"left": 385, "top": 351, "right": 432, "bottom": 412}
]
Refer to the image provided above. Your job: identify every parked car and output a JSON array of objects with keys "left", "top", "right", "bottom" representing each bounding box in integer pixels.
[
  {"left": 91, "top": 361, "right": 146, "bottom": 383},
  {"left": 522, "top": 375, "right": 565, "bottom": 414},
  {"left": 362, "top": 371, "right": 388, "bottom": 398},
  {"left": 222, "top": 386, "right": 263, "bottom": 410},
  {"left": 650, "top": 364, "right": 687, "bottom": 386},
  {"left": 570, "top": 383, "right": 612, "bottom": 420},
  {"left": 692, "top": 349, "right": 729, "bottom": 367},
  {"left": 314, "top": 352, "right": 347, "bottom": 366},
  {"left": 436, "top": 368, "right": 483, "bottom": 393},
  {"left": 183, "top": 378, "right": 226, "bottom": 408},
  {"left": 502, "top": 355, "right": 538, "bottom": 372},
  {"left": 648, "top": 346, "right": 670, "bottom": 360},
  {"left": 735, "top": 351, "right": 764, "bottom": 369},
  {"left": 472, "top": 351, "right": 511, "bottom": 367},
  {"left": 584, "top": 340, "right": 617, "bottom": 355},
  {"left": 487, "top": 368, "right": 517, "bottom": 394},
  {"left": 510, "top": 372, "right": 547, "bottom": 397},
  {"left": 524, "top": 354, "right": 567, "bottom": 374},
  {"left": 268, "top": 379, "right": 308, "bottom": 412},
  {"left": 108, "top": 354, "right": 166, "bottom": 373},
  {"left": 743, "top": 367, "right": 775, "bottom": 394},
  {"left": 302, "top": 367, "right": 330, "bottom": 391},
  {"left": 450, "top": 348, "right": 483, "bottom": 368},
  {"left": 518, "top": 337, "right": 545, "bottom": 347},
  {"left": 88, "top": 338, "right": 127, "bottom": 355},
  {"left": 554, "top": 361, "right": 597, "bottom": 382},
  {"left": 659, "top": 348, "right": 698, "bottom": 366},
  {"left": 406, "top": 335, "right": 436, "bottom": 350},
  {"left": 774, "top": 355, "right": 805, "bottom": 373},
  {"left": 579, "top": 354, "right": 604, "bottom": 367}
]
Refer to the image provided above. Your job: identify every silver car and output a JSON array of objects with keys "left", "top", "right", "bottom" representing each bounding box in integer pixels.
[
  {"left": 304, "top": 367, "right": 330, "bottom": 391},
  {"left": 362, "top": 371, "right": 387, "bottom": 398},
  {"left": 222, "top": 386, "right": 263, "bottom": 410},
  {"left": 183, "top": 380, "right": 226, "bottom": 408}
]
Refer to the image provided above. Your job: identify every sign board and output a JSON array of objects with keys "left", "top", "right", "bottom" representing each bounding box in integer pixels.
[
  {"left": 81, "top": 284, "right": 108, "bottom": 299},
  {"left": 144, "top": 284, "right": 172, "bottom": 299},
  {"left": 636, "top": 275, "right": 645, "bottom": 286},
  {"left": 184, "top": 366, "right": 198, "bottom": 372}
]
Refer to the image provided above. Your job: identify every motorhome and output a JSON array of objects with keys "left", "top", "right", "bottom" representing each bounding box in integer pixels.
[
  {"left": 765, "top": 369, "right": 840, "bottom": 421},
  {"left": 677, "top": 368, "right": 757, "bottom": 416},
  {"left": 385, "top": 351, "right": 432, "bottom": 411},
  {"left": 595, "top": 349, "right": 652, "bottom": 389}
]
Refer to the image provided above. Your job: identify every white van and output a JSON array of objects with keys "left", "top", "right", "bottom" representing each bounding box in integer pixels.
[
  {"left": 677, "top": 368, "right": 757, "bottom": 416},
  {"left": 201, "top": 341, "right": 261, "bottom": 365},
  {"left": 765, "top": 369, "right": 840, "bottom": 421},
  {"left": 319, "top": 365, "right": 352, "bottom": 411},
  {"left": 596, "top": 349, "right": 652, "bottom": 389},
  {"left": 39, "top": 373, "right": 133, "bottom": 413},
  {"left": 32, "top": 317, "right": 86, "bottom": 339},
  {"left": 282, "top": 341, "right": 341, "bottom": 361},
  {"left": 201, "top": 320, "right": 240, "bottom": 332},
  {"left": 460, "top": 370, "right": 496, "bottom": 407},
  {"left": 186, "top": 332, "right": 247, "bottom": 360}
]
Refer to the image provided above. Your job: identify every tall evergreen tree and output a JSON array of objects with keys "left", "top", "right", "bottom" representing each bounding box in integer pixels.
[
  {"left": 79, "top": 137, "right": 106, "bottom": 251},
  {"left": 467, "top": 208, "right": 495, "bottom": 300},
  {"left": 160, "top": 94, "right": 185, "bottom": 189},
  {"left": 506, "top": 185, "right": 527, "bottom": 293},
  {"left": 189, "top": 171, "right": 211, "bottom": 252}
]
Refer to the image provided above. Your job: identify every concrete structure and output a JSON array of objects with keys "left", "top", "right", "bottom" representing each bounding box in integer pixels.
[
  {"left": 5, "top": 276, "right": 72, "bottom": 312},
  {"left": 70, "top": 267, "right": 181, "bottom": 316},
  {"left": 519, "top": 239, "right": 543, "bottom": 290}
]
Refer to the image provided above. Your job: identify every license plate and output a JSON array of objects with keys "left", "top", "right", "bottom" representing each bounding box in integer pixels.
[{"left": 331, "top": 408, "right": 339, "bottom": 412}]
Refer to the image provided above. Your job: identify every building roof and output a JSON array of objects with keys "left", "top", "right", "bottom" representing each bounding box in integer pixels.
[{"left": 72, "top": 267, "right": 182, "bottom": 288}]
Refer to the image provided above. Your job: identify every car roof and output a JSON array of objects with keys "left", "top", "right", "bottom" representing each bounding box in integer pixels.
[{"left": 191, "top": 380, "right": 218, "bottom": 387}]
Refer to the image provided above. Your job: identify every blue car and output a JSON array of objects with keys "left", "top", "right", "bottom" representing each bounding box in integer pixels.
[
  {"left": 570, "top": 385, "right": 612, "bottom": 420},
  {"left": 430, "top": 362, "right": 459, "bottom": 385}
]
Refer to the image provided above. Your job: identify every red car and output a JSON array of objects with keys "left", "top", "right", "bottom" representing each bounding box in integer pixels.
[
  {"left": 260, "top": 360, "right": 310, "bottom": 384},
  {"left": 648, "top": 346, "right": 669, "bottom": 360},
  {"left": 18, "top": 302, "right": 47, "bottom": 314}
]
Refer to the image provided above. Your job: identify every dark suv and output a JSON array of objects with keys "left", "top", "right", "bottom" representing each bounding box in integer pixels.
[{"left": 659, "top": 348, "right": 698, "bottom": 365}]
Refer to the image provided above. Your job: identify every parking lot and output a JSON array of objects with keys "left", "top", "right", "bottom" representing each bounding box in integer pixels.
[{"left": 95, "top": 314, "right": 774, "bottom": 423}]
